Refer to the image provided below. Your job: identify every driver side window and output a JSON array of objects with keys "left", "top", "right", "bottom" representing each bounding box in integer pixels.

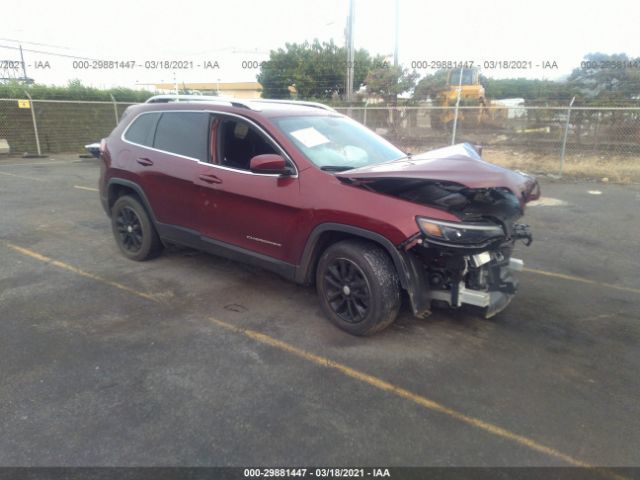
[{"left": 217, "top": 118, "right": 277, "bottom": 170}]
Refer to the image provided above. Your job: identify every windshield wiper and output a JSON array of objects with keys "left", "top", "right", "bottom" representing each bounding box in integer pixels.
[
  {"left": 320, "top": 165, "right": 356, "bottom": 172},
  {"left": 392, "top": 153, "right": 412, "bottom": 162}
]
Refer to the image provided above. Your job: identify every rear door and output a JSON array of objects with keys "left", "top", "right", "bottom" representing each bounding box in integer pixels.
[{"left": 127, "top": 111, "right": 210, "bottom": 230}]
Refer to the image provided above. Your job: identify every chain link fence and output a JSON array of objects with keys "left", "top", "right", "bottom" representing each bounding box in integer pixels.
[
  {"left": 335, "top": 104, "right": 640, "bottom": 179},
  {"left": 335, "top": 105, "right": 640, "bottom": 154},
  {"left": 0, "top": 98, "right": 135, "bottom": 155},
  {"left": 1, "top": 98, "right": 639, "bottom": 178}
]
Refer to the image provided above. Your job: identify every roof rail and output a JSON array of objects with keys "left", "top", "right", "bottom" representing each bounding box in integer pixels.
[
  {"left": 248, "top": 99, "right": 336, "bottom": 112},
  {"left": 144, "top": 94, "right": 336, "bottom": 112},
  {"left": 144, "top": 94, "right": 251, "bottom": 109}
]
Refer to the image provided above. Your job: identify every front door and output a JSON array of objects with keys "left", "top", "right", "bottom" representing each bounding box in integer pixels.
[{"left": 195, "top": 115, "right": 302, "bottom": 264}]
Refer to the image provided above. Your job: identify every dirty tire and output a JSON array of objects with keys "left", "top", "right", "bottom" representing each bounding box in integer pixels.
[
  {"left": 316, "top": 239, "right": 401, "bottom": 336},
  {"left": 111, "top": 195, "right": 163, "bottom": 261}
]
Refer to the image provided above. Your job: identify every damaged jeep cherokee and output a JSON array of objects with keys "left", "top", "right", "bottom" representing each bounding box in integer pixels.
[{"left": 99, "top": 97, "right": 540, "bottom": 336}]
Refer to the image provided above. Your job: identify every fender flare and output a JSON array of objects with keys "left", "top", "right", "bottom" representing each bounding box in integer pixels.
[
  {"left": 105, "top": 178, "right": 157, "bottom": 222},
  {"left": 295, "top": 223, "right": 411, "bottom": 290}
]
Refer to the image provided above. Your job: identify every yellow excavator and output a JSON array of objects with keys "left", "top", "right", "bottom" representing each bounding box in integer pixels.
[{"left": 430, "top": 67, "right": 505, "bottom": 129}]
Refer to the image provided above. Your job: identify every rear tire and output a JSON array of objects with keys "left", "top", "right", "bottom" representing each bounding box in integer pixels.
[
  {"left": 111, "top": 195, "right": 163, "bottom": 261},
  {"left": 316, "top": 239, "right": 401, "bottom": 336}
]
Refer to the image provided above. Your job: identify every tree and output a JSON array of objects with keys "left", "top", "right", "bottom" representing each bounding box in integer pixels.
[
  {"left": 565, "top": 53, "right": 640, "bottom": 145},
  {"left": 413, "top": 69, "right": 449, "bottom": 101},
  {"left": 257, "top": 40, "right": 382, "bottom": 100},
  {"left": 364, "top": 66, "right": 419, "bottom": 132},
  {"left": 568, "top": 52, "right": 640, "bottom": 105},
  {"left": 364, "top": 65, "right": 418, "bottom": 104}
]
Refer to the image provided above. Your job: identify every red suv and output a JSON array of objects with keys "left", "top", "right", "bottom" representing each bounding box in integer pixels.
[{"left": 99, "top": 97, "right": 539, "bottom": 335}]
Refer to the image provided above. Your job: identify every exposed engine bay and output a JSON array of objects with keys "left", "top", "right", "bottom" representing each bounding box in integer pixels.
[
  {"left": 336, "top": 144, "right": 540, "bottom": 318},
  {"left": 362, "top": 178, "right": 534, "bottom": 317}
]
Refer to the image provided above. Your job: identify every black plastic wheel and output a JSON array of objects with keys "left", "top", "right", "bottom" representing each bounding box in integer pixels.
[
  {"left": 111, "top": 195, "right": 162, "bottom": 261},
  {"left": 316, "top": 240, "right": 401, "bottom": 336}
]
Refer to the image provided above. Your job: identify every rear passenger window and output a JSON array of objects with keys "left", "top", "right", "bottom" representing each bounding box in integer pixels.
[
  {"left": 123, "top": 112, "right": 160, "bottom": 146},
  {"left": 153, "top": 112, "right": 209, "bottom": 162}
]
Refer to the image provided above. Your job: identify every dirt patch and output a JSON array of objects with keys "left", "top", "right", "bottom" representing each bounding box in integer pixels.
[
  {"left": 398, "top": 143, "right": 640, "bottom": 184},
  {"left": 482, "top": 149, "right": 640, "bottom": 184}
]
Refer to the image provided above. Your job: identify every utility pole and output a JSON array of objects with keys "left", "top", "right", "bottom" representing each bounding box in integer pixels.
[
  {"left": 394, "top": 0, "right": 399, "bottom": 67},
  {"left": 345, "top": 0, "right": 355, "bottom": 102},
  {"left": 391, "top": 0, "right": 400, "bottom": 128}
]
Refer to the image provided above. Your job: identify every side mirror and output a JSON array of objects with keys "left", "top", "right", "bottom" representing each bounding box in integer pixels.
[{"left": 249, "top": 154, "right": 291, "bottom": 175}]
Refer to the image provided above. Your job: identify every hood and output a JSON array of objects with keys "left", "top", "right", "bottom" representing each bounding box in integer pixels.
[{"left": 337, "top": 143, "right": 540, "bottom": 203}]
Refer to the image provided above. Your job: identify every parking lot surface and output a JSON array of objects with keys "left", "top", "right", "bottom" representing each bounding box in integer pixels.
[{"left": 1, "top": 155, "right": 639, "bottom": 467}]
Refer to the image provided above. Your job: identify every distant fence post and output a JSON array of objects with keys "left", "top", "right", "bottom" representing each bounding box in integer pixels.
[
  {"left": 363, "top": 100, "right": 370, "bottom": 127},
  {"left": 559, "top": 96, "right": 576, "bottom": 177},
  {"left": 23, "top": 91, "right": 41, "bottom": 156},
  {"left": 109, "top": 94, "right": 119, "bottom": 125},
  {"left": 450, "top": 68, "right": 464, "bottom": 145},
  {"left": 592, "top": 111, "right": 602, "bottom": 154}
]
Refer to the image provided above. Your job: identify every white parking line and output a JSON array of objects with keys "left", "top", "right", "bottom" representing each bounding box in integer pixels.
[
  {"left": 0, "top": 171, "right": 44, "bottom": 181},
  {"left": 73, "top": 185, "right": 99, "bottom": 192},
  {"left": 0, "top": 160, "right": 77, "bottom": 167}
]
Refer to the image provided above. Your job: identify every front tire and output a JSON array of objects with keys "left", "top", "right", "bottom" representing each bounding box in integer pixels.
[
  {"left": 111, "top": 195, "right": 162, "bottom": 261},
  {"left": 316, "top": 240, "right": 401, "bottom": 336}
]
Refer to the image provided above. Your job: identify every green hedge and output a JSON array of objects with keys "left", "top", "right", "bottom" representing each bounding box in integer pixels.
[{"left": 0, "top": 80, "right": 155, "bottom": 102}]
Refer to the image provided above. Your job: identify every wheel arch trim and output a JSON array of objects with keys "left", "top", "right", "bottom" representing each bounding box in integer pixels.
[
  {"left": 295, "top": 223, "right": 411, "bottom": 290},
  {"left": 106, "top": 178, "right": 157, "bottom": 222}
]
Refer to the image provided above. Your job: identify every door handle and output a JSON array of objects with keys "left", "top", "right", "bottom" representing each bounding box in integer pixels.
[
  {"left": 136, "top": 157, "right": 154, "bottom": 166},
  {"left": 198, "top": 174, "right": 222, "bottom": 184}
]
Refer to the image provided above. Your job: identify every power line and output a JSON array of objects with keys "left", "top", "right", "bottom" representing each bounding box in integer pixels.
[
  {"left": 0, "top": 38, "right": 71, "bottom": 50},
  {"left": 0, "top": 44, "right": 98, "bottom": 61}
]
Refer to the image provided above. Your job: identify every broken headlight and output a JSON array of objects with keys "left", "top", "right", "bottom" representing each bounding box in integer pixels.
[{"left": 416, "top": 216, "right": 505, "bottom": 247}]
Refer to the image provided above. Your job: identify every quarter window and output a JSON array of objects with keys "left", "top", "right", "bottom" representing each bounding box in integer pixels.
[
  {"left": 123, "top": 112, "right": 160, "bottom": 146},
  {"left": 153, "top": 112, "right": 210, "bottom": 162}
]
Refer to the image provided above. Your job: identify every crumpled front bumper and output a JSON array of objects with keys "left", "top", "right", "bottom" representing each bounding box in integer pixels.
[
  {"left": 429, "top": 258, "right": 523, "bottom": 318},
  {"left": 401, "top": 250, "right": 524, "bottom": 319}
]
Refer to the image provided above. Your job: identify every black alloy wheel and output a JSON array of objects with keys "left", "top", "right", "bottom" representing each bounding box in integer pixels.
[
  {"left": 115, "top": 206, "right": 143, "bottom": 253},
  {"left": 111, "top": 195, "right": 163, "bottom": 261},
  {"left": 322, "top": 258, "right": 371, "bottom": 324},
  {"left": 316, "top": 239, "right": 401, "bottom": 336}
]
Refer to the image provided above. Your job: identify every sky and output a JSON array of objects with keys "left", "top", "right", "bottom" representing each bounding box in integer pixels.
[{"left": 2, "top": 0, "right": 639, "bottom": 89}]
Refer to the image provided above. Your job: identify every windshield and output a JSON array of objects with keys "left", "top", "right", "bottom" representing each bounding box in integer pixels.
[{"left": 273, "top": 115, "right": 406, "bottom": 170}]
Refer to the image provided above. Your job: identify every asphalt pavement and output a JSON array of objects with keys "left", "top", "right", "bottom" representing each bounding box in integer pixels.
[{"left": 1, "top": 155, "right": 639, "bottom": 469}]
